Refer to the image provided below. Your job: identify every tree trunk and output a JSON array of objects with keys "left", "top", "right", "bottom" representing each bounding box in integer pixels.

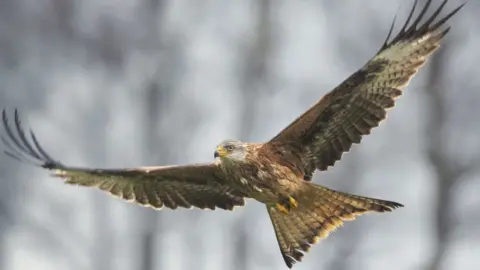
[
  {"left": 325, "top": 152, "right": 365, "bottom": 270},
  {"left": 234, "top": 1, "right": 272, "bottom": 269},
  {"left": 139, "top": 80, "right": 162, "bottom": 270},
  {"left": 138, "top": 0, "right": 168, "bottom": 267},
  {"left": 423, "top": 41, "right": 462, "bottom": 270}
]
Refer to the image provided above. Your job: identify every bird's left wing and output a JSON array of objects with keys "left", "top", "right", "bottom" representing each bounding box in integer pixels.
[
  {"left": 1, "top": 110, "right": 245, "bottom": 210},
  {"left": 266, "top": 0, "right": 463, "bottom": 179}
]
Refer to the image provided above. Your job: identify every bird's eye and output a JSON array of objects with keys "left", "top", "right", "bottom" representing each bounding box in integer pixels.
[{"left": 225, "top": 145, "right": 234, "bottom": 151}]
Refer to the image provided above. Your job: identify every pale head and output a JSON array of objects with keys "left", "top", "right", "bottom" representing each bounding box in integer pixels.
[{"left": 214, "top": 139, "right": 248, "bottom": 162}]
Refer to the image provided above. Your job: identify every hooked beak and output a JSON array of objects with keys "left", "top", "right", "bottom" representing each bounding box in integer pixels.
[{"left": 214, "top": 146, "right": 227, "bottom": 158}]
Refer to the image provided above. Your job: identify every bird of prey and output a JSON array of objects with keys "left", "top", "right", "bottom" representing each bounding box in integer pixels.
[{"left": 0, "top": 0, "right": 463, "bottom": 268}]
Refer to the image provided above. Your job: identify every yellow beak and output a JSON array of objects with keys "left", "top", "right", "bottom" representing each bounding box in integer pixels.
[{"left": 214, "top": 145, "right": 227, "bottom": 158}]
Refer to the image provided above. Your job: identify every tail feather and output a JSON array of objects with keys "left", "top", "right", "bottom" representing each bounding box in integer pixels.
[{"left": 267, "top": 182, "right": 402, "bottom": 268}]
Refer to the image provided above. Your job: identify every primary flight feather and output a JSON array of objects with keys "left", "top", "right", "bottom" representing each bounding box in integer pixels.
[{"left": 1, "top": 0, "right": 463, "bottom": 268}]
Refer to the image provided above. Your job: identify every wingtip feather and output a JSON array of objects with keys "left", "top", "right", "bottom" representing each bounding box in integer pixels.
[{"left": 1, "top": 109, "right": 62, "bottom": 169}]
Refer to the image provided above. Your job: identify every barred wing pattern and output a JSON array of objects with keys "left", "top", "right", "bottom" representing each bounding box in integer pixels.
[
  {"left": 267, "top": 0, "right": 463, "bottom": 179},
  {"left": 1, "top": 110, "right": 245, "bottom": 210}
]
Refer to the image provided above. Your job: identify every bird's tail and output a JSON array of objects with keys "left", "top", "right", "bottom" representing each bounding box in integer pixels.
[{"left": 267, "top": 182, "right": 403, "bottom": 268}]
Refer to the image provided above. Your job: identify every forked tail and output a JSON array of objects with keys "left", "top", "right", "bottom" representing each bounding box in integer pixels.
[{"left": 267, "top": 182, "right": 403, "bottom": 268}]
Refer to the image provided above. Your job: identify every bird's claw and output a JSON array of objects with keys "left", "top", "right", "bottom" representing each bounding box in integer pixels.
[
  {"left": 288, "top": 196, "right": 298, "bottom": 208},
  {"left": 275, "top": 196, "right": 298, "bottom": 214}
]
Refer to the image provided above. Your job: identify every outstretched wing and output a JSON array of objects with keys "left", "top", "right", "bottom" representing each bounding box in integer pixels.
[
  {"left": 1, "top": 110, "right": 246, "bottom": 210},
  {"left": 266, "top": 0, "right": 463, "bottom": 180}
]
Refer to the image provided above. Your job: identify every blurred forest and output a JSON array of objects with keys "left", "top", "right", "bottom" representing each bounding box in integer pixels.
[{"left": 0, "top": 0, "right": 479, "bottom": 270}]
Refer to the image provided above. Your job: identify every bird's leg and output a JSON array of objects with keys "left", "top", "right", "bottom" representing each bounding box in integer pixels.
[{"left": 275, "top": 196, "right": 299, "bottom": 214}]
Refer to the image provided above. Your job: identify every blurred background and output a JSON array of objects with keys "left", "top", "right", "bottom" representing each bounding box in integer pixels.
[{"left": 0, "top": 0, "right": 479, "bottom": 269}]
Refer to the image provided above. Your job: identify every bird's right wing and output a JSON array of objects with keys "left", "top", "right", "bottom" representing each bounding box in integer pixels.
[
  {"left": 1, "top": 110, "right": 246, "bottom": 210},
  {"left": 266, "top": 0, "right": 463, "bottom": 179}
]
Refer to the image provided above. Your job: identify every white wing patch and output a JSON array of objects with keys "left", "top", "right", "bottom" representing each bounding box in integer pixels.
[{"left": 373, "top": 31, "right": 438, "bottom": 62}]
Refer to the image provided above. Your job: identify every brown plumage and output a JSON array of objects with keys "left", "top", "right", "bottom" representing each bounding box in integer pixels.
[
  {"left": 268, "top": 0, "right": 464, "bottom": 180},
  {"left": 0, "top": 0, "right": 463, "bottom": 268}
]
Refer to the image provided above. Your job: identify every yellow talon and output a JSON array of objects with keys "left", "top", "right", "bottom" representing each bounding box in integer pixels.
[
  {"left": 275, "top": 197, "right": 298, "bottom": 214},
  {"left": 289, "top": 196, "right": 298, "bottom": 208},
  {"left": 276, "top": 203, "right": 290, "bottom": 214}
]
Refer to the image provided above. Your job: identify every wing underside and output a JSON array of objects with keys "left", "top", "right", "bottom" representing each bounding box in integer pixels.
[
  {"left": 1, "top": 109, "right": 246, "bottom": 210},
  {"left": 267, "top": 0, "right": 463, "bottom": 178}
]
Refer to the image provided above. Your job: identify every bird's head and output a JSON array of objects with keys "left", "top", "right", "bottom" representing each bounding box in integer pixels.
[{"left": 214, "top": 140, "right": 247, "bottom": 163}]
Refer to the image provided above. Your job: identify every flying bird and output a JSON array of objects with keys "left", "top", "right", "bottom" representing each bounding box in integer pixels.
[{"left": 1, "top": 0, "right": 463, "bottom": 268}]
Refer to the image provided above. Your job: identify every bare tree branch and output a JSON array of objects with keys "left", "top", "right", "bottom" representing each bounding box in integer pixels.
[{"left": 17, "top": 207, "right": 88, "bottom": 270}]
